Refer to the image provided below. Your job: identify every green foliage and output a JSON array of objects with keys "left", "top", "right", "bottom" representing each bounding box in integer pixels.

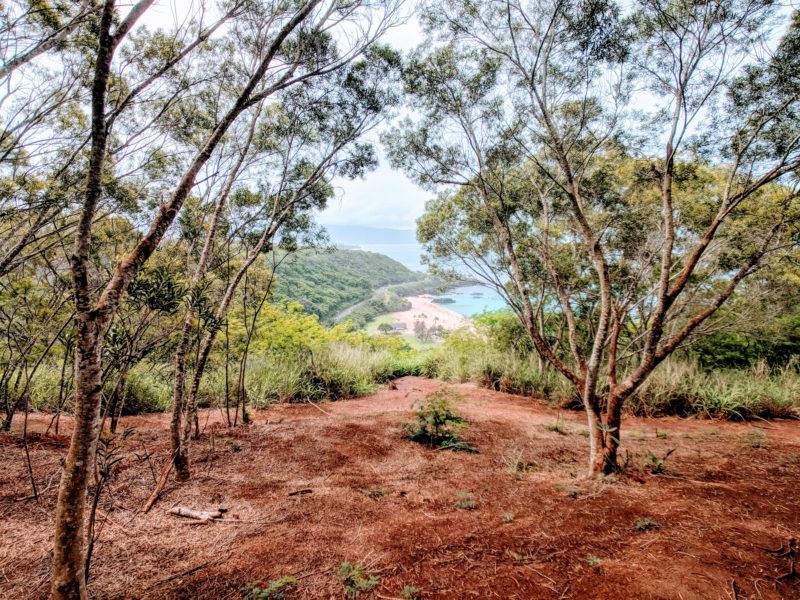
[
  {"left": 243, "top": 576, "right": 298, "bottom": 600},
  {"left": 635, "top": 517, "right": 660, "bottom": 531},
  {"left": 400, "top": 585, "right": 421, "bottom": 600},
  {"left": 585, "top": 555, "right": 602, "bottom": 567},
  {"left": 501, "top": 447, "right": 535, "bottom": 479},
  {"left": 118, "top": 369, "right": 172, "bottom": 415},
  {"left": 739, "top": 430, "right": 768, "bottom": 449},
  {"left": 337, "top": 562, "right": 379, "bottom": 598},
  {"left": 454, "top": 490, "right": 477, "bottom": 510},
  {"left": 195, "top": 302, "right": 426, "bottom": 407},
  {"left": 629, "top": 360, "right": 800, "bottom": 420},
  {"left": 426, "top": 325, "right": 573, "bottom": 400},
  {"left": 646, "top": 449, "right": 675, "bottom": 475},
  {"left": 427, "top": 314, "right": 800, "bottom": 422},
  {"left": 543, "top": 414, "right": 569, "bottom": 435},
  {"left": 404, "top": 389, "right": 476, "bottom": 452},
  {"left": 345, "top": 289, "right": 412, "bottom": 329},
  {"left": 272, "top": 249, "right": 424, "bottom": 324},
  {"left": 554, "top": 482, "right": 584, "bottom": 498}
]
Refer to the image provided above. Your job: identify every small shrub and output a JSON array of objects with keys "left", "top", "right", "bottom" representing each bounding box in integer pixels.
[
  {"left": 501, "top": 447, "right": 535, "bottom": 479},
  {"left": 338, "top": 562, "right": 379, "bottom": 598},
  {"left": 554, "top": 482, "right": 584, "bottom": 498},
  {"left": 454, "top": 490, "right": 477, "bottom": 510},
  {"left": 635, "top": 517, "right": 660, "bottom": 531},
  {"left": 364, "top": 487, "right": 389, "bottom": 499},
  {"left": 400, "top": 585, "right": 421, "bottom": 599},
  {"left": 243, "top": 576, "right": 298, "bottom": 600},
  {"left": 502, "top": 512, "right": 515, "bottom": 523},
  {"left": 585, "top": 555, "right": 602, "bottom": 567},
  {"left": 404, "top": 389, "right": 476, "bottom": 452},
  {"left": 646, "top": 448, "right": 675, "bottom": 474}
]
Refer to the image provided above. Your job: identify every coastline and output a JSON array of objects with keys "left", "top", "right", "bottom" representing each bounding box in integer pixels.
[{"left": 387, "top": 294, "right": 471, "bottom": 335}]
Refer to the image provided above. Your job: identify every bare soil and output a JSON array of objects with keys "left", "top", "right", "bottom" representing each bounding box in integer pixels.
[{"left": 1, "top": 376, "right": 799, "bottom": 599}]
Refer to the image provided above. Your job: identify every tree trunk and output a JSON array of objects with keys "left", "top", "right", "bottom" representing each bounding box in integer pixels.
[
  {"left": 50, "top": 322, "right": 103, "bottom": 600},
  {"left": 171, "top": 315, "right": 193, "bottom": 481}
]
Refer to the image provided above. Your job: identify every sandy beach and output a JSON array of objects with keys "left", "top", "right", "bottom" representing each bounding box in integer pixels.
[{"left": 387, "top": 294, "right": 471, "bottom": 335}]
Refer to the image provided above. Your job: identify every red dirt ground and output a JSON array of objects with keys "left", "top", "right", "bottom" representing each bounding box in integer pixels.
[{"left": 1, "top": 376, "right": 799, "bottom": 599}]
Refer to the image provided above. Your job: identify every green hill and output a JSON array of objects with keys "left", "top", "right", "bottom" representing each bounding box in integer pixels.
[{"left": 272, "top": 249, "right": 424, "bottom": 323}]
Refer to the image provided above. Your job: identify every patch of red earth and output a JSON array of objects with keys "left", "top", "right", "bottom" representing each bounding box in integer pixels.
[{"left": 1, "top": 376, "right": 798, "bottom": 599}]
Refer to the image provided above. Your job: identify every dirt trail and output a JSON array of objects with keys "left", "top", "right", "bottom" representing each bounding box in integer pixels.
[{"left": 1, "top": 376, "right": 799, "bottom": 599}]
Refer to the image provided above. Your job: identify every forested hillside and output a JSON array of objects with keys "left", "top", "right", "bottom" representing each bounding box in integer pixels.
[{"left": 272, "top": 249, "right": 424, "bottom": 322}]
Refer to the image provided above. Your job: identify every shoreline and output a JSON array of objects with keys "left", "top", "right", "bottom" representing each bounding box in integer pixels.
[{"left": 387, "top": 294, "right": 471, "bottom": 335}]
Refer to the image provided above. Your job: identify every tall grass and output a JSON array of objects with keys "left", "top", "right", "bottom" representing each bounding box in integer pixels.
[
  {"left": 629, "top": 359, "right": 800, "bottom": 419},
  {"left": 426, "top": 326, "right": 799, "bottom": 420},
  {"left": 201, "top": 343, "right": 427, "bottom": 408},
  {"left": 425, "top": 330, "right": 573, "bottom": 401}
]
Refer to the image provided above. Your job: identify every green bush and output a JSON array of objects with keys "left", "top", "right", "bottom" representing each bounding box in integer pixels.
[
  {"left": 28, "top": 363, "right": 65, "bottom": 412},
  {"left": 426, "top": 327, "right": 572, "bottom": 400},
  {"left": 120, "top": 367, "right": 172, "bottom": 414},
  {"left": 404, "top": 389, "right": 476, "bottom": 451}
]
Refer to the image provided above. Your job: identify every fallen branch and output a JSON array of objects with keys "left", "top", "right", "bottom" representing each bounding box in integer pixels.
[
  {"left": 141, "top": 452, "right": 176, "bottom": 513},
  {"left": 167, "top": 506, "right": 228, "bottom": 522},
  {"left": 288, "top": 488, "right": 312, "bottom": 496}
]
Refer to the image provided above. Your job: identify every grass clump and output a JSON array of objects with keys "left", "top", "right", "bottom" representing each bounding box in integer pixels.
[
  {"left": 542, "top": 413, "right": 569, "bottom": 435},
  {"left": 338, "top": 561, "right": 379, "bottom": 598},
  {"left": 454, "top": 490, "right": 477, "bottom": 510},
  {"left": 635, "top": 517, "right": 660, "bottom": 531},
  {"left": 585, "top": 555, "right": 602, "bottom": 567},
  {"left": 243, "top": 576, "right": 298, "bottom": 600},
  {"left": 739, "top": 430, "right": 768, "bottom": 448},
  {"left": 501, "top": 447, "right": 535, "bottom": 479},
  {"left": 554, "top": 482, "right": 584, "bottom": 498},
  {"left": 502, "top": 511, "right": 515, "bottom": 523},
  {"left": 629, "top": 359, "right": 800, "bottom": 420},
  {"left": 400, "top": 585, "right": 421, "bottom": 599},
  {"left": 404, "top": 389, "right": 476, "bottom": 452},
  {"left": 364, "top": 487, "right": 389, "bottom": 499},
  {"left": 646, "top": 448, "right": 675, "bottom": 474}
]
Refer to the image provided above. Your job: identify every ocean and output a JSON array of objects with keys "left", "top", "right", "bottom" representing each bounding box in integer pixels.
[
  {"left": 355, "top": 242, "right": 508, "bottom": 317},
  {"left": 433, "top": 284, "right": 508, "bottom": 317}
]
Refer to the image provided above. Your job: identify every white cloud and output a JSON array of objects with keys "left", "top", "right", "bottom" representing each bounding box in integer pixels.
[{"left": 320, "top": 151, "right": 431, "bottom": 230}]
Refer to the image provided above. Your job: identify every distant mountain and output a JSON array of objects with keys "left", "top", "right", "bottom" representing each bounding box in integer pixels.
[{"left": 324, "top": 224, "right": 417, "bottom": 245}]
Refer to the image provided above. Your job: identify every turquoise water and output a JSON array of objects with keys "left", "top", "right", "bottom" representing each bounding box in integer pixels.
[
  {"left": 355, "top": 242, "right": 509, "bottom": 317},
  {"left": 437, "top": 284, "right": 508, "bottom": 317}
]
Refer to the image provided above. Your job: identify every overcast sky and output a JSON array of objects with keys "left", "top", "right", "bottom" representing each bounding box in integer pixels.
[
  {"left": 318, "top": 14, "right": 426, "bottom": 231},
  {"left": 142, "top": 2, "right": 427, "bottom": 231}
]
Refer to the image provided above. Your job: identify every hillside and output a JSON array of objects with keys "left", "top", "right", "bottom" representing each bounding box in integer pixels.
[{"left": 272, "top": 249, "right": 425, "bottom": 323}]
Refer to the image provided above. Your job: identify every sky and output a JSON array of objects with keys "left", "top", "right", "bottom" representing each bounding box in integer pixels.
[
  {"left": 317, "top": 14, "right": 426, "bottom": 231},
  {"left": 141, "top": 1, "right": 428, "bottom": 232}
]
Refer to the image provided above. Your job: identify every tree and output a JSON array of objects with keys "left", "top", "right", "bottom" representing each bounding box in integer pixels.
[
  {"left": 50, "top": 1, "right": 330, "bottom": 597},
  {"left": 378, "top": 322, "right": 393, "bottom": 334},
  {"left": 167, "top": 18, "right": 402, "bottom": 482},
  {"left": 387, "top": 0, "right": 800, "bottom": 475}
]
